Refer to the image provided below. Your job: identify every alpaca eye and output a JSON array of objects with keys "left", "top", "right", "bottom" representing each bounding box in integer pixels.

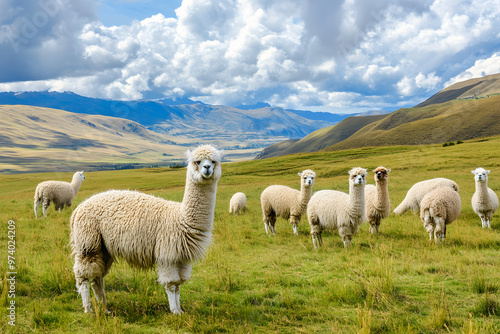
[
  {"left": 212, "top": 161, "right": 216, "bottom": 165},
  {"left": 195, "top": 161, "right": 201, "bottom": 166}
]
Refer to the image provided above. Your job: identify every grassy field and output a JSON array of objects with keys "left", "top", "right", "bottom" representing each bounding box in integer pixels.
[{"left": 1, "top": 137, "right": 499, "bottom": 333}]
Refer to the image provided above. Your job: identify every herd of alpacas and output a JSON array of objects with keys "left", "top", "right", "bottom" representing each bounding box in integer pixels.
[{"left": 33, "top": 145, "right": 498, "bottom": 314}]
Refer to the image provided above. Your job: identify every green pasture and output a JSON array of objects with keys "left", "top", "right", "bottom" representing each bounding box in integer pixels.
[{"left": 1, "top": 137, "right": 499, "bottom": 333}]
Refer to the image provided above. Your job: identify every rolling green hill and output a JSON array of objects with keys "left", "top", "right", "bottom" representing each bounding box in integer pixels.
[
  {"left": 0, "top": 105, "right": 198, "bottom": 173},
  {"left": 324, "top": 94, "right": 500, "bottom": 151},
  {"left": 255, "top": 114, "right": 386, "bottom": 159},
  {"left": 416, "top": 72, "right": 500, "bottom": 107},
  {"left": 257, "top": 73, "right": 500, "bottom": 159}
]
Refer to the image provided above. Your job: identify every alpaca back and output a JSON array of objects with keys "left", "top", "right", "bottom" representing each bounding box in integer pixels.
[
  {"left": 261, "top": 185, "right": 300, "bottom": 219},
  {"left": 36, "top": 181, "right": 74, "bottom": 204},
  {"left": 70, "top": 190, "right": 209, "bottom": 268},
  {"left": 420, "top": 187, "right": 461, "bottom": 224},
  {"left": 308, "top": 190, "right": 350, "bottom": 230}
]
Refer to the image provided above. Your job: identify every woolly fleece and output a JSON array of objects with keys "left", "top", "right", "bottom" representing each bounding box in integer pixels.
[
  {"left": 364, "top": 166, "right": 391, "bottom": 234},
  {"left": 34, "top": 171, "right": 85, "bottom": 218},
  {"left": 261, "top": 169, "right": 316, "bottom": 235},
  {"left": 471, "top": 167, "right": 499, "bottom": 228},
  {"left": 229, "top": 192, "right": 247, "bottom": 214},
  {"left": 70, "top": 144, "right": 222, "bottom": 314},
  {"left": 420, "top": 186, "right": 461, "bottom": 242},
  {"left": 308, "top": 167, "right": 367, "bottom": 248},
  {"left": 393, "top": 178, "right": 458, "bottom": 215}
]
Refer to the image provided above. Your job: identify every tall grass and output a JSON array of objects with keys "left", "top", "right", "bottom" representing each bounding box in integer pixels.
[{"left": 0, "top": 137, "right": 500, "bottom": 333}]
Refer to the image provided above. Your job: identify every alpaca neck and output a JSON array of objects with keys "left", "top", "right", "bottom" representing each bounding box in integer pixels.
[
  {"left": 299, "top": 183, "right": 313, "bottom": 209},
  {"left": 348, "top": 182, "right": 365, "bottom": 217},
  {"left": 475, "top": 180, "right": 489, "bottom": 201},
  {"left": 375, "top": 179, "right": 389, "bottom": 210},
  {"left": 181, "top": 176, "right": 218, "bottom": 232},
  {"left": 71, "top": 176, "right": 82, "bottom": 194}
]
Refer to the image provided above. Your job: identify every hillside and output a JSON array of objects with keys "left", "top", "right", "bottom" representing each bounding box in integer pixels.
[
  {"left": 256, "top": 73, "right": 500, "bottom": 159},
  {"left": 255, "top": 114, "right": 386, "bottom": 159},
  {"left": 324, "top": 94, "right": 500, "bottom": 151},
  {"left": 0, "top": 105, "right": 200, "bottom": 173},
  {"left": 416, "top": 72, "right": 500, "bottom": 107}
]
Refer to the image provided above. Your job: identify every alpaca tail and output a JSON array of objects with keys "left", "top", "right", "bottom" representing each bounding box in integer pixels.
[{"left": 393, "top": 200, "right": 409, "bottom": 215}]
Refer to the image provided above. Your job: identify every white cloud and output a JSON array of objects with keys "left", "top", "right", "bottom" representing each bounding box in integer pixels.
[
  {"left": 0, "top": 0, "right": 500, "bottom": 113},
  {"left": 445, "top": 52, "right": 500, "bottom": 86}
]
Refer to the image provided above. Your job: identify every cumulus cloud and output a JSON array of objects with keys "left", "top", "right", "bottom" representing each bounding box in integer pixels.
[{"left": 0, "top": 0, "right": 499, "bottom": 112}]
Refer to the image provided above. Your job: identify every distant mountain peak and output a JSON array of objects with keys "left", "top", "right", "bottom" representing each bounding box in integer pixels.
[{"left": 235, "top": 102, "right": 272, "bottom": 110}]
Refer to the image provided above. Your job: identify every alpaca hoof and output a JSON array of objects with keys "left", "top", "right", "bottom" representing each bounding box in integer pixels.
[{"left": 171, "top": 308, "right": 183, "bottom": 315}]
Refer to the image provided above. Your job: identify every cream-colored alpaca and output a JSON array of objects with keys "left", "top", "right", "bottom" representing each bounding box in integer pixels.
[
  {"left": 261, "top": 169, "right": 316, "bottom": 235},
  {"left": 34, "top": 171, "right": 85, "bottom": 218},
  {"left": 471, "top": 167, "right": 498, "bottom": 228},
  {"left": 364, "top": 167, "right": 391, "bottom": 234},
  {"left": 308, "top": 167, "right": 367, "bottom": 248},
  {"left": 70, "top": 145, "right": 222, "bottom": 315}
]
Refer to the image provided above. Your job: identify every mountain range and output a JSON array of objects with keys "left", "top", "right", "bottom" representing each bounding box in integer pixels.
[
  {"left": 0, "top": 91, "right": 353, "bottom": 173},
  {"left": 256, "top": 73, "right": 500, "bottom": 159}
]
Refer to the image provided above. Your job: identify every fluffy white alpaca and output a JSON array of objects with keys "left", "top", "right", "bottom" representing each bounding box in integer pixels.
[
  {"left": 70, "top": 145, "right": 222, "bottom": 314},
  {"left": 34, "top": 171, "right": 85, "bottom": 218},
  {"left": 364, "top": 166, "right": 391, "bottom": 234},
  {"left": 308, "top": 167, "right": 367, "bottom": 248},
  {"left": 261, "top": 169, "right": 316, "bottom": 235},
  {"left": 471, "top": 167, "right": 499, "bottom": 228},
  {"left": 229, "top": 192, "right": 246, "bottom": 214},
  {"left": 420, "top": 186, "right": 461, "bottom": 242},
  {"left": 393, "top": 178, "right": 458, "bottom": 215}
]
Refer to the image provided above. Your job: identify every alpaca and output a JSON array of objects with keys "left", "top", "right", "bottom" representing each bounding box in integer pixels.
[
  {"left": 261, "top": 169, "right": 316, "bottom": 235},
  {"left": 307, "top": 167, "right": 367, "bottom": 248},
  {"left": 34, "top": 171, "right": 85, "bottom": 218},
  {"left": 471, "top": 167, "right": 499, "bottom": 228},
  {"left": 420, "top": 186, "right": 461, "bottom": 242},
  {"left": 393, "top": 178, "right": 458, "bottom": 215},
  {"left": 364, "top": 167, "right": 391, "bottom": 234},
  {"left": 70, "top": 145, "right": 223, "bottom": 314},
  {"left": 229, "top": 192, "right": 246, "bottom": 214}
]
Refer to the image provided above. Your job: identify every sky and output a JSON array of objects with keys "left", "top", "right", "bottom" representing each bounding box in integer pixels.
[{"left": 0, "top": 0, "right": 500, "bottom": 114}]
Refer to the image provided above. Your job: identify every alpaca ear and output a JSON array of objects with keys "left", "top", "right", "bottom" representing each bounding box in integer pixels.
[
  {"left": 486, "top": 170, "right": 490, "bottom": 174},
  {"left": 471, "top": 170, "right": 476, "bottom": 175},
  {"left": 298, "top": 172, "right": 302, "bottom": 177},
  {"left": 387, "top": 169, "right": 391, "bottom": 173}
]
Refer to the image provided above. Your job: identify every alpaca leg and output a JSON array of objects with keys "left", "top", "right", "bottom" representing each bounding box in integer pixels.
[
  {"left": 312, "top": 233, "right": 319, "bottom": 249},
  {"left": 76, "top": 279, "right": 92, "bottom": 313},
  {"left": 434, "top": 217, "right": 445, "bottom": 243},
  {"left": 42, "top": 199, "right": 50, "bottom": 217},
  {"left": 269, "top": 215, "right": 276, "bottom": 235},
  {"left": 158, "top": 265, "right": 184, "bottom": 314},
  {"left": 290, "top": 215, "right": 299, "bottom": 235},
  {"left": 375, "top": 217, "right": 381, "bottom": 234},
  {"left": 480, "top": 215, "right": 486, "bottom": 228},
  {"left": 91, "top": 277, "right": 110, "bottom": 313},
  {"left": 34, "top": 199, "right": 40, "bottom": 218}
]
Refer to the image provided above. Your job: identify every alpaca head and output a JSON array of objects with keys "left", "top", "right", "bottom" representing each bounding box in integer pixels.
[
  {"left": 298, "top": 169, "right": 316, "bottom": 187},
  {"left": 472, "top": 167, "right": 490, "bottom": 182},
  {"left": 73, "top": 171, "right": 85, "bottom": 182},
  {"left": 348, "top": 167, "right": 367, "bottom": 186},
  {"left": 373, "top": 166, "right": 390, "bottom": 182},
  {"left": 186, "top": 145, "right": 223, "bottom": 183}
]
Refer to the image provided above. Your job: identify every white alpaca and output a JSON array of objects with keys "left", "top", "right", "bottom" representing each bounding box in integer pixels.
[
  {"left": 364, "top": 166, "right": 391, "bottom": 234},
  {"left": 471, "top": 167, "right": 499, "bottom": 228},
  {"left": 308, "top": 167, "right": 367, "bottom": 248},
  {"left": 34, "top": 171, "right": 85, "bottom": 218},
  {"left": 393, "top": 178, "right": 458, "bottom": 215},
  {"left": 229, "top": 192, "right": 246, "bottom": 214},
  {"left": 420, "top": 186, "right": 461, "bottom": 242},
  {"left": 70, "top": 145, "right": 223, "bottom": 314},
  {"left": 260, "top": 169, "right": 316, "bottom": 235}
]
